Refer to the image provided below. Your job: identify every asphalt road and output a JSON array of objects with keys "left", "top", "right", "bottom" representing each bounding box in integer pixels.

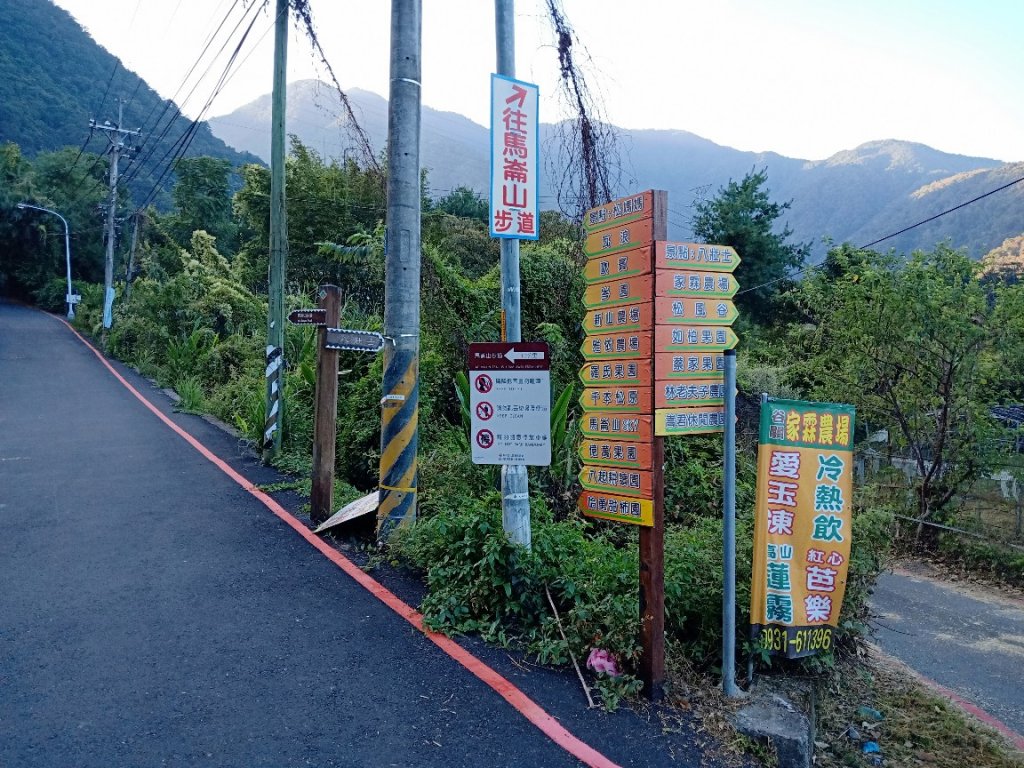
[
  {"left": 870, "top": 569, "right": 1024, "bottom": 738},
  {"left": 0, "top": 301, "right": 734, "bottom": 768}
]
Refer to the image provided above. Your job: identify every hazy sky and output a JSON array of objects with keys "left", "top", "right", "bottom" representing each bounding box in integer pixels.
[{"left": 52, "top": 0, "right": 1023, "bottom": 162}]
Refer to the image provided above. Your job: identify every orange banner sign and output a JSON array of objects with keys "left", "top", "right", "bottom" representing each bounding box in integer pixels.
[
  {"left": 654, "top": 406, "right": 727, "bottom": 436},
  {"left": 655, "top": 352, "right": 725, "bottom": 380},
  {"left": 580, "top": 413, "right": 654, "bottom": 442},
  {"left": 750, "top": 398, "right": 856, "bottom": 659},
  {"left": 584, "top": 219, "right": 655, "bottom": 259},
  {"left": 580, "top": 386, "right": 652, "bottom": 413},
  {"left": 654, "top": 379, "right": 727, "bottom": 408},
  {"left": 656, "top": 269, "right": 739, "bottom": 299},
  {"left": 582, "top": 274, "right": 654, "bottom": 310},
  {"left": 655, "top": 241, "right": 740, "bottom": 272},
  {"left": 579, "top": 491, "right": 654, "bottom": 526},
  {"left": 583, "top": 190, "right": 654, "bottom": 233},
  {"left": 578, "top": 359, "right": 653, "bottom": 388},
  {"left": 654, "top": 325, "right": 738, "bottom": 353},
  {"left": 580, "top": 331, "right": 653, "bottom": 361},
  {"left": 655, "top": 296, "right": 738, "bottom": 325},
  {"left": 583, "top": 302, "right": 654, "bottom": 335},
  {"left": 579, "top": 465, "right": 654, "bottom": 498},
  {"left": 578, "top": 439, "right": 654, "bottom": 470},
  {"left": 583, "top": 246, "right": 654, "bottom": 285}
]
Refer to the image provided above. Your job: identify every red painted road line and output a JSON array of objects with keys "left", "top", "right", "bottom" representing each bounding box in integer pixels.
[
  {"left": 60, "top": 318, "right": 621, "bottom": 768},
  {"left": 918, "top": 676, "right": 1024, "bottom": 752}
]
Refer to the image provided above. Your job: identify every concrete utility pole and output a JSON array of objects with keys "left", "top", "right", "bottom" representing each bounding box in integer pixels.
[
  {"left": 264, "top": 0, "right": 289, "bottom": 461},
  {"left": 377, "top": 0, "right": 422, "bottom": 539},
  {"left": 495, "top": 0, "right": 531, "bottom": 550},
  {"left": 90, "top": 100, "right": 139, "bottom": 329}
]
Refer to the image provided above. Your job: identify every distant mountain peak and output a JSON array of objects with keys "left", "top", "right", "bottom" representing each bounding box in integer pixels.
[
  {"left": 816, "top": 139, "right": 998, "bottom": 174},
  {"left": 207, "top": 80, "right": 1023, "bottom": 260}
]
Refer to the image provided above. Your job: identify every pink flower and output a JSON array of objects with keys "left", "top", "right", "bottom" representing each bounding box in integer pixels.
[{"left": 586, "top": 648, "right": 620, "bottom": 677}]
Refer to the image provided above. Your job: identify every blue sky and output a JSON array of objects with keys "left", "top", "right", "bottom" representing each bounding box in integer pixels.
[{"left": 53, "top": 0, "right": 1023, "bottom": 162}]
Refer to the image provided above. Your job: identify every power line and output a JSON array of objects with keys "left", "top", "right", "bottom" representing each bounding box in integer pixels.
[
  {"left": 133, "top": 2, "right": 268, "bottom": 212},
  {"left": 119, "top": 0, "right": 253, "bottom": 189},
  {"left": 735, "top": 172, "right": 1024, "bottom": 297}
]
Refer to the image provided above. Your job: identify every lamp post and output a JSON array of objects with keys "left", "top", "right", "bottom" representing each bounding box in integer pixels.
[{"left": 17, "top": 203, "right": 75, "bottom": 320}]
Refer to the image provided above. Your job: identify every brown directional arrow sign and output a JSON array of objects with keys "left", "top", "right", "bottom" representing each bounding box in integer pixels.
[
  {"left": 288, "top": 308, "right": 327, "bottom": 326},
  {"left": 324, "top": 327, "right": 385, "bottom": 353}
]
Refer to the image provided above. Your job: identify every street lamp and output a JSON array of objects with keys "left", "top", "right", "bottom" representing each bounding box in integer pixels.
[{"left": 17, "top": 202, "right": 75, "bottom": 320}]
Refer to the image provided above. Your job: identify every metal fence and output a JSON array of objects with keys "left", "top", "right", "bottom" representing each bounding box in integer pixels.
[{"left": 855, "top": 449, "right": 1024, "bottom": 551}]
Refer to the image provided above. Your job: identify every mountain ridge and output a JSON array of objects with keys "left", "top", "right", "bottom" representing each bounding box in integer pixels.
[
  {"left": 0, "top": 0, "right": 261, "bottom": 208},
  {"left": 209, "top": 81, "right": 1021, "bottom": 258}
]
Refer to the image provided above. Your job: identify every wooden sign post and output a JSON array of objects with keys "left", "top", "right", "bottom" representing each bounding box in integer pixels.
[
  {"left": 310, "top": 285, "right": 342, "bottom": 526},
  {"left": 579, "top": 190, "right": 667, "bottom": 700},
  {"left": 579, "top": 191, "right": 742, "bottom": 701}
]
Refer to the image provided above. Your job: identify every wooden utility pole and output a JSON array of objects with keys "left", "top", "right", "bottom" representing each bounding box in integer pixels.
[
  {"left": 124, "top": 211, "right": 142, "bottom": 302},
  {"left": 264, "top": 0, "right": 289, "bottom": 460},
  {"left": 377, "top": 0, "right": 422, "bottom": 539},
  {"left": 311, "top": 285, "right": 342, "bottom": 525},
  {"left": 639, "top": 191, "right": 669, "bottom": 701}
]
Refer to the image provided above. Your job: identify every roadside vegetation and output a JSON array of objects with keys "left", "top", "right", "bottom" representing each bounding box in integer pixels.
[{"left": 3, "top": 137, "right": 1023, "bottom": 764}]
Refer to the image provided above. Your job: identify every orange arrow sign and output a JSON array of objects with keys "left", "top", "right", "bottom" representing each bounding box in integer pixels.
[
  {"left": 582, "top": 301, "right": 654, "bottom": 335},
  {"left": 583, "top": 246, "right": 653, "bottom": 285},
  {"left": 655, "top": 325, "right": 738, "bottom": 353},
  {"left": 580, "top": 412, "right": 653, "bottom": 441},
  {"left": 579, "top": 359, "right": 653, "bottom": 388},
  {"left": 583, "top": 190, "right": 654, "bottom": 233},
  {"left": 584, "top": 219, "right": 654, "bottom": 259},
  {"left": 655, "top": 352, "right": 725, "bottom": 380},
  {"left": 579, "top": 465, "right": 654, "bottom": 498},
  {"left": 582, "top": 274, "right": 654, "bottom": 310},
  {"left": 655, "top": 241, "right": 740, "bottom": 273},
  {"left": 579, "top": 386, "right": 652, "bottom": 413},
  {"left": 578, "top": 439, "right": 654, "bottom": 470},
  {"left": 580, "top": 331, "right": 652, "bottom": 361},
  {"left": 656, "top": 269, "right": 739, "bottom": 299},
  {"left": 579, "top": 491, "right": 653, "bottom": 526},
  {"left": 655, "top": 296, "right": 738, "bottom": 325}
]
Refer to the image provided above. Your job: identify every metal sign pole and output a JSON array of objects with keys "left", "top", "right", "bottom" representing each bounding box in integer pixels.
[{"left": 722, "top": 348, "right": 741, "bottom": 696}]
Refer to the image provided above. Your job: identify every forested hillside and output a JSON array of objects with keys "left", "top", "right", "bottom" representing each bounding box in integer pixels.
[
  {"left": 210, "top": 83, "right": 1023, "bottom": 260},
  {"left": 0, "top": 0, "right": 261, "bottom": 209}
]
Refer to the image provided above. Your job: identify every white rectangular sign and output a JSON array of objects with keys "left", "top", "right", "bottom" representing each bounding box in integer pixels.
[
  {"left": 489, "top": 74, "right": 539, "bottom": 241},
  {"left": 469, "top": 342, "right": 550, "bottom": 465}
]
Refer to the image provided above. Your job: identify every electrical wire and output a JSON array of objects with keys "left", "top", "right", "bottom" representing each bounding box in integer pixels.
[
  {"left": 133, "top": 1, "right": 268, "bottom": 212},
  {"left": 734, "top": 172, "right": 1024, "bottom": 297}
]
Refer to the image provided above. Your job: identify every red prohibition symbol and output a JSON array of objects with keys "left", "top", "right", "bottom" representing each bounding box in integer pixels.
[
  {"left": 475, "top": 401, "right": 494, "bottom": 420},
  {"left": 474, "top": 374, "right": 493, "bottom": 394},
  {"left": 476, "top": 429, "right": 494, "bottom": 449}
]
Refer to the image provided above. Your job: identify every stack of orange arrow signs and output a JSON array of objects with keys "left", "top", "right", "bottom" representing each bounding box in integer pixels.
[{"left": 577, "top": 190, "right": 741, "bottom": 526}]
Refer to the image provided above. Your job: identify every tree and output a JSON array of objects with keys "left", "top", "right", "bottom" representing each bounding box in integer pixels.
[
  {"left": 691, "top": 168, "right": 809, "bottom": 325},
  {"left": 233, "top": 139, "right": 385, "bottom": 290},
  {"left": 789, "top": 244, "right": 1020, "bottom": 537},
  {"left": 434, "top": 186, "right": 487, "bottom": 222},
  {"left": 168, "top": 157, "right": 237, "bottom": 254},
  {"left": 0, "top": 143, "right": 107, "bottom": 298}
]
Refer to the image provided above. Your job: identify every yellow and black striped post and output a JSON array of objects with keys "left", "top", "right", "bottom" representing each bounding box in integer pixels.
[
  {"left": 378, "top": 349, "right": 419, "bottom": 535},
  {"left": 377, "top": 0, "right": 422, "bottom": 539}
]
